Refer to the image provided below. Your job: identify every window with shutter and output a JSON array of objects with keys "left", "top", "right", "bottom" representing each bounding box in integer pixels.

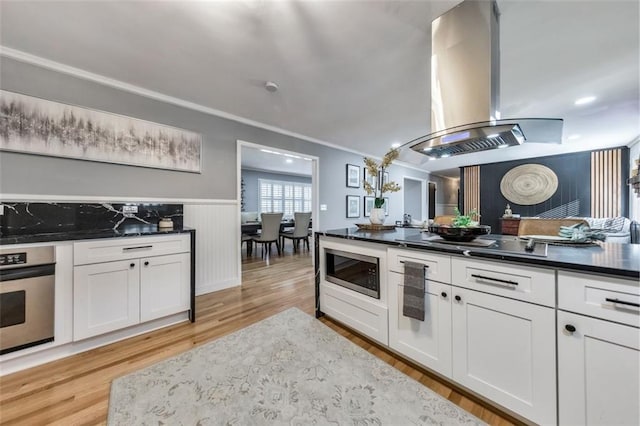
[{"left": 259, "top": 178, "right": 311, "bottom": 217}]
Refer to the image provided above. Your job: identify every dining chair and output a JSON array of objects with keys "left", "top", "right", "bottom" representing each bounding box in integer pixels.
[
  {"left": 241, "top": 233, "right": 254, "bottom": 256},
  {"left": 252, "top": 212, "right": 283, "bottom": 257},
  {"left": 280, "top": 212, "right": 312, "bottom": 253}
]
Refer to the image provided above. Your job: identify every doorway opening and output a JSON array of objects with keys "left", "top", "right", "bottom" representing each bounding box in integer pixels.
[
  {"left": 402, "top": 176, "right": 427, "bottom": 225},
  {"left": 236, "top": 140, "right": 319, "bottom": 272}
]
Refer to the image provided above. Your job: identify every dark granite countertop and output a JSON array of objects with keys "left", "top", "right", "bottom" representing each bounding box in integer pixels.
[
  {"left": 318, "top": 227, "right": 640, "bottom": 280},
  {"left": 0, "top": 224, "right": 194, "bottom": 245}
]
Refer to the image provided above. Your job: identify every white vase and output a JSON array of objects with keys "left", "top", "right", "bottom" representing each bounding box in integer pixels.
[{"left": 370, "top": 208, "right": 385, "bottom": 225}]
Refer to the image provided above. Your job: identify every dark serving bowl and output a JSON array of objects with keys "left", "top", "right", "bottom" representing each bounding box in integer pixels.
[{"left": 428, "top": 225, "right": 491, "bottom": 242}]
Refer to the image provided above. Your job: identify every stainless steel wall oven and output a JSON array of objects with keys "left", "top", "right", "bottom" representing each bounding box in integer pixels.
[
  {"left": 0, "top": 246, "right": 55, "bottom": 355},
  {"left": 325, "top": 248, "right": 380, "bottom": 299}
]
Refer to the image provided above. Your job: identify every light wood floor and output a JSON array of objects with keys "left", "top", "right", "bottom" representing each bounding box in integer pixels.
[{"left": 0, "top": 246, "right": 518, "bottom": 425}]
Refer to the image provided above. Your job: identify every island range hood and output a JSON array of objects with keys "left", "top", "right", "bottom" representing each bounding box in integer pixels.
[{"left": 408, "top": 0, "right": 563, "bottom": 159}]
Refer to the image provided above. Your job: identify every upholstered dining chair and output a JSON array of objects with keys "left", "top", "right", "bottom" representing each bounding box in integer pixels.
[
  {"left": 252, "top": 212, "right": 283, "bottom": 257},
  {"left": 517, "top": 218, "right": 589, "bottom": 237},
  {"left": 241, "top": 233, "right": 253, "bottom": 256},
  {"left": 280, "top": 212, "right": 312, "bottom": 253}
]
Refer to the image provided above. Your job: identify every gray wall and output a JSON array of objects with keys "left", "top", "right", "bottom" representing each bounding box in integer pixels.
[
  {"left": 241, "top": 169, "right": 311, "bottom": 212},
  {"left": 0, "top": 57, "right": 430, "bottom": 230}
]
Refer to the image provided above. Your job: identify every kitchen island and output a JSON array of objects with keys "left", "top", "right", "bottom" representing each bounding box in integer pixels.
[{"left": 315, "top": 227, "right": 639, "bottom": 426}]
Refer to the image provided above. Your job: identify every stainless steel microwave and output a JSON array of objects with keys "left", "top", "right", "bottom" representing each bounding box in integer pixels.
[{"left": 324, "top": 248, "right": 380, "bottom": 299}]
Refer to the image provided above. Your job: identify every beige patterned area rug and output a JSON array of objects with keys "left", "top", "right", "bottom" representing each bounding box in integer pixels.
[{"left": 108, "top": 308, "right": 484, "bottom": 425}]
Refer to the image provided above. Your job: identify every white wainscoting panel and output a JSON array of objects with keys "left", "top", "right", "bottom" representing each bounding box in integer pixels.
[{"left": 184, "top": 203, "right": 240, "bottom": 295}]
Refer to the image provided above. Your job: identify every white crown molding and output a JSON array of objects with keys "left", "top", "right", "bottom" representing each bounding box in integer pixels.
[
  {"left": 0, "top": 193, "right": 237, "bottom": 205},
  {"left": 0, "top": 46, "right": 430, "bottom": 174}
]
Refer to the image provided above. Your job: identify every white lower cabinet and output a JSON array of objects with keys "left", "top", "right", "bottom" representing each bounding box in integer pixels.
[
  {"left": 140, "top": 253, "right": 191, "bottom": 322},
  {"left": 558, "top": 310, "right": 640, "bottom": 426},
  {"left": 74, "top": 259, "right": 141, "bottom": 340},
  {"left": 73, "top": 235, "right": 191, "bottom": 341},
  {"left": 388, "top": 271, "right": 452, "bottom": 377},
  {"left": 451, "top": 287, "right": 557, "bottom": 425}
]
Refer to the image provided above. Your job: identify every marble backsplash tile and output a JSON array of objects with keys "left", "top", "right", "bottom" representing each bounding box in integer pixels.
[{"left": 0, "top": 202, "right": 183, "bottom": 236}]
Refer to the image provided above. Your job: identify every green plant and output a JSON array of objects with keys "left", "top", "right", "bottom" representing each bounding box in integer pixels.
[
  {"left": 452, "top": 207, "right": 480, "bottom": 227},
  {"left": 363, "top": 149, "right": 402, "bottom": 207}
]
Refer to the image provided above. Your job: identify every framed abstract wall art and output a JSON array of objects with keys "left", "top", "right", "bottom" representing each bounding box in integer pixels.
[{"left": 0, "top": 90, "right": 202, "bottom": 173}]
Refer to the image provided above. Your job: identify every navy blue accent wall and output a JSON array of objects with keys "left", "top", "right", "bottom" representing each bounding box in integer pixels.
[{"left": 479, "top": 152, "right": 592, "bottom": 233}]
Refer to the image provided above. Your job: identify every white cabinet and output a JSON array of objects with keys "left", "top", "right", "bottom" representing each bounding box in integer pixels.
[
  {"left": 388, "top": 271, "right": 452, "bottom": 377},
  {"left": 140, "top": 253, "right": 190, "bottom": 322},
  {"left": 73, "top": 259, "right": 141, "bottom": 340},
  {"left": 557, "top": 270, "right": 640, "bottom": 426},
  {"left": 558, "top": 310, "right": 640, "bottom": 426},
  {"left": 450, "top": 287, "right": 557, "bottom": 425},
  {"left": 386, "top": 250, "right": 557, "bottom": 424},
  {"left": 73, "top": 235, "right": 191, "bottom": 341}
]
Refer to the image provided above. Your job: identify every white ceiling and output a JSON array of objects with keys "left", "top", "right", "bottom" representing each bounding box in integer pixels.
[
  {"left": 1, "top": 0, "right": 638, "bottom": 173},
  {"left": 241, "top": 145, "right": 312, "bottom": 176}
]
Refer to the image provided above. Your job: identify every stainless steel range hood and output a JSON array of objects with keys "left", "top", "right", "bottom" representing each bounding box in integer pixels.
[{"left": 408, "top": 0, "right": 563, "bottom": 159}]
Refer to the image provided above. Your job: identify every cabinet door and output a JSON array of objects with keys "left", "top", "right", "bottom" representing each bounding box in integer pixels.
[
  {"left": 451, "top": 287, "right": 556, "bottom": 425},
  {"left": 388, "top": 272, "right": 452, "bottom": 377},
  {"left": 73, "top": 259, "right": 140, "bottom": 340},
  {"left": 140, "top": 253, "right": 191, "bottom": 322},
  {"left": 558, "top": 311, "right": 640, "bottom": 426}
]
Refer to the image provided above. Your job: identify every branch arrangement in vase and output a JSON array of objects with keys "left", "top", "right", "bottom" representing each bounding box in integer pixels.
[{"left": 363, "top": 149, "right": 401, "bottom": 224}]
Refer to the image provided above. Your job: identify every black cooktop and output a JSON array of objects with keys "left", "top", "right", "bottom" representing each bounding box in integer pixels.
[{"left": 397, "top": 233, "right": 548, "bottom": 257}]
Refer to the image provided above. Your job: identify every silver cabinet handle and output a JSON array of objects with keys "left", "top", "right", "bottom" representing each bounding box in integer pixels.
[
  {"left": 605, "top": 298, "right": 640, "bottom": 308},
  {"left": 123, "top": 245, "right": 153, "bottom": 251},
  {"left": 471, "top": 274, "right": 518, "bottom": 286}
]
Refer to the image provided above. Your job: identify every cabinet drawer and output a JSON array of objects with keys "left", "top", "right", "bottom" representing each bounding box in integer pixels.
[
  {"left": 388, "top": 248, "right": 451, "bottom": 284},
  {"left": 558, "top": 271, "right": 640, "bottom": 327},
  {"left": 451, "top": 257, "right": 555, "bottom": 307},
  {"left": 74, "top": 234, "right": 190, "bottom": 266},
  {"left": 320, "top": 282, "right": 388, "bottom": 346}
]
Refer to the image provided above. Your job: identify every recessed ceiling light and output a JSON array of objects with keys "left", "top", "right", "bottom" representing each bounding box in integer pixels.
[
  {"left": 441, "top": 154, "right": 450, "bottom": 158},
  {"left": 265, "top": 81, "right": 279, "bottom": 92},
  {"left": 487, "top": 133, "right": 500, "bottom": 138},
  {"left": 285, "top": 158, "right": 293, "bottom": 163},
  {"left": 497, "top": 144, "right": 508, "bottom": 149},
  {"left": 568, "top": 134, "right": 581, "bottom": 140},
  {"left": 391, "top": 142, "right": 401, "bottom": 148},
  {"left": 423, "top": 147, "right": 432, "bottom": 152},
  {"left": 574, "top": 96, "right": 596, "bottom": 105}
]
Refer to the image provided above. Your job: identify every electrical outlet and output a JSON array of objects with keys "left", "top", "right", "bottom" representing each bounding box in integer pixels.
[
  {"left": 320, "top": 204, "right": 327, "bottom": 211},
  {"left": 122, "top": 205, "right": 138, "bottom": 214}
]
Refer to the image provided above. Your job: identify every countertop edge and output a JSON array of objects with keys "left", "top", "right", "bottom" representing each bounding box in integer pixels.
[
  {"left": 317, "top": 229, "right": 640, "bottom": 280},
  {"left": 0, "top": 228, "right": 195, "bottom": 246}
]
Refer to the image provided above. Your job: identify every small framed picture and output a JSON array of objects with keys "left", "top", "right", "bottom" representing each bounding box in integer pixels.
[
  {"left": 346, "top": 195, "right": 360, "bottom": 218},
  {"left": 364, "top": 196, "right": 375, "bottom": 217},
  {"left": 346, "top": 164, "right": 360, "bottom": 188},
  {"left": 379, "top": 171, "right": 389, "bottom": 186},
  {"left": 383, "top": 197, "right": 390, "bottom": 216},
  {"left": 363, "top": 168, "right": 377, "bottom": 190}
]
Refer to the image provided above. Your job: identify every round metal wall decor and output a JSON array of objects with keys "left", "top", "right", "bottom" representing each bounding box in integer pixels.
[{"left": 500, "top": 164, "right": 558, "bottom": 205}]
